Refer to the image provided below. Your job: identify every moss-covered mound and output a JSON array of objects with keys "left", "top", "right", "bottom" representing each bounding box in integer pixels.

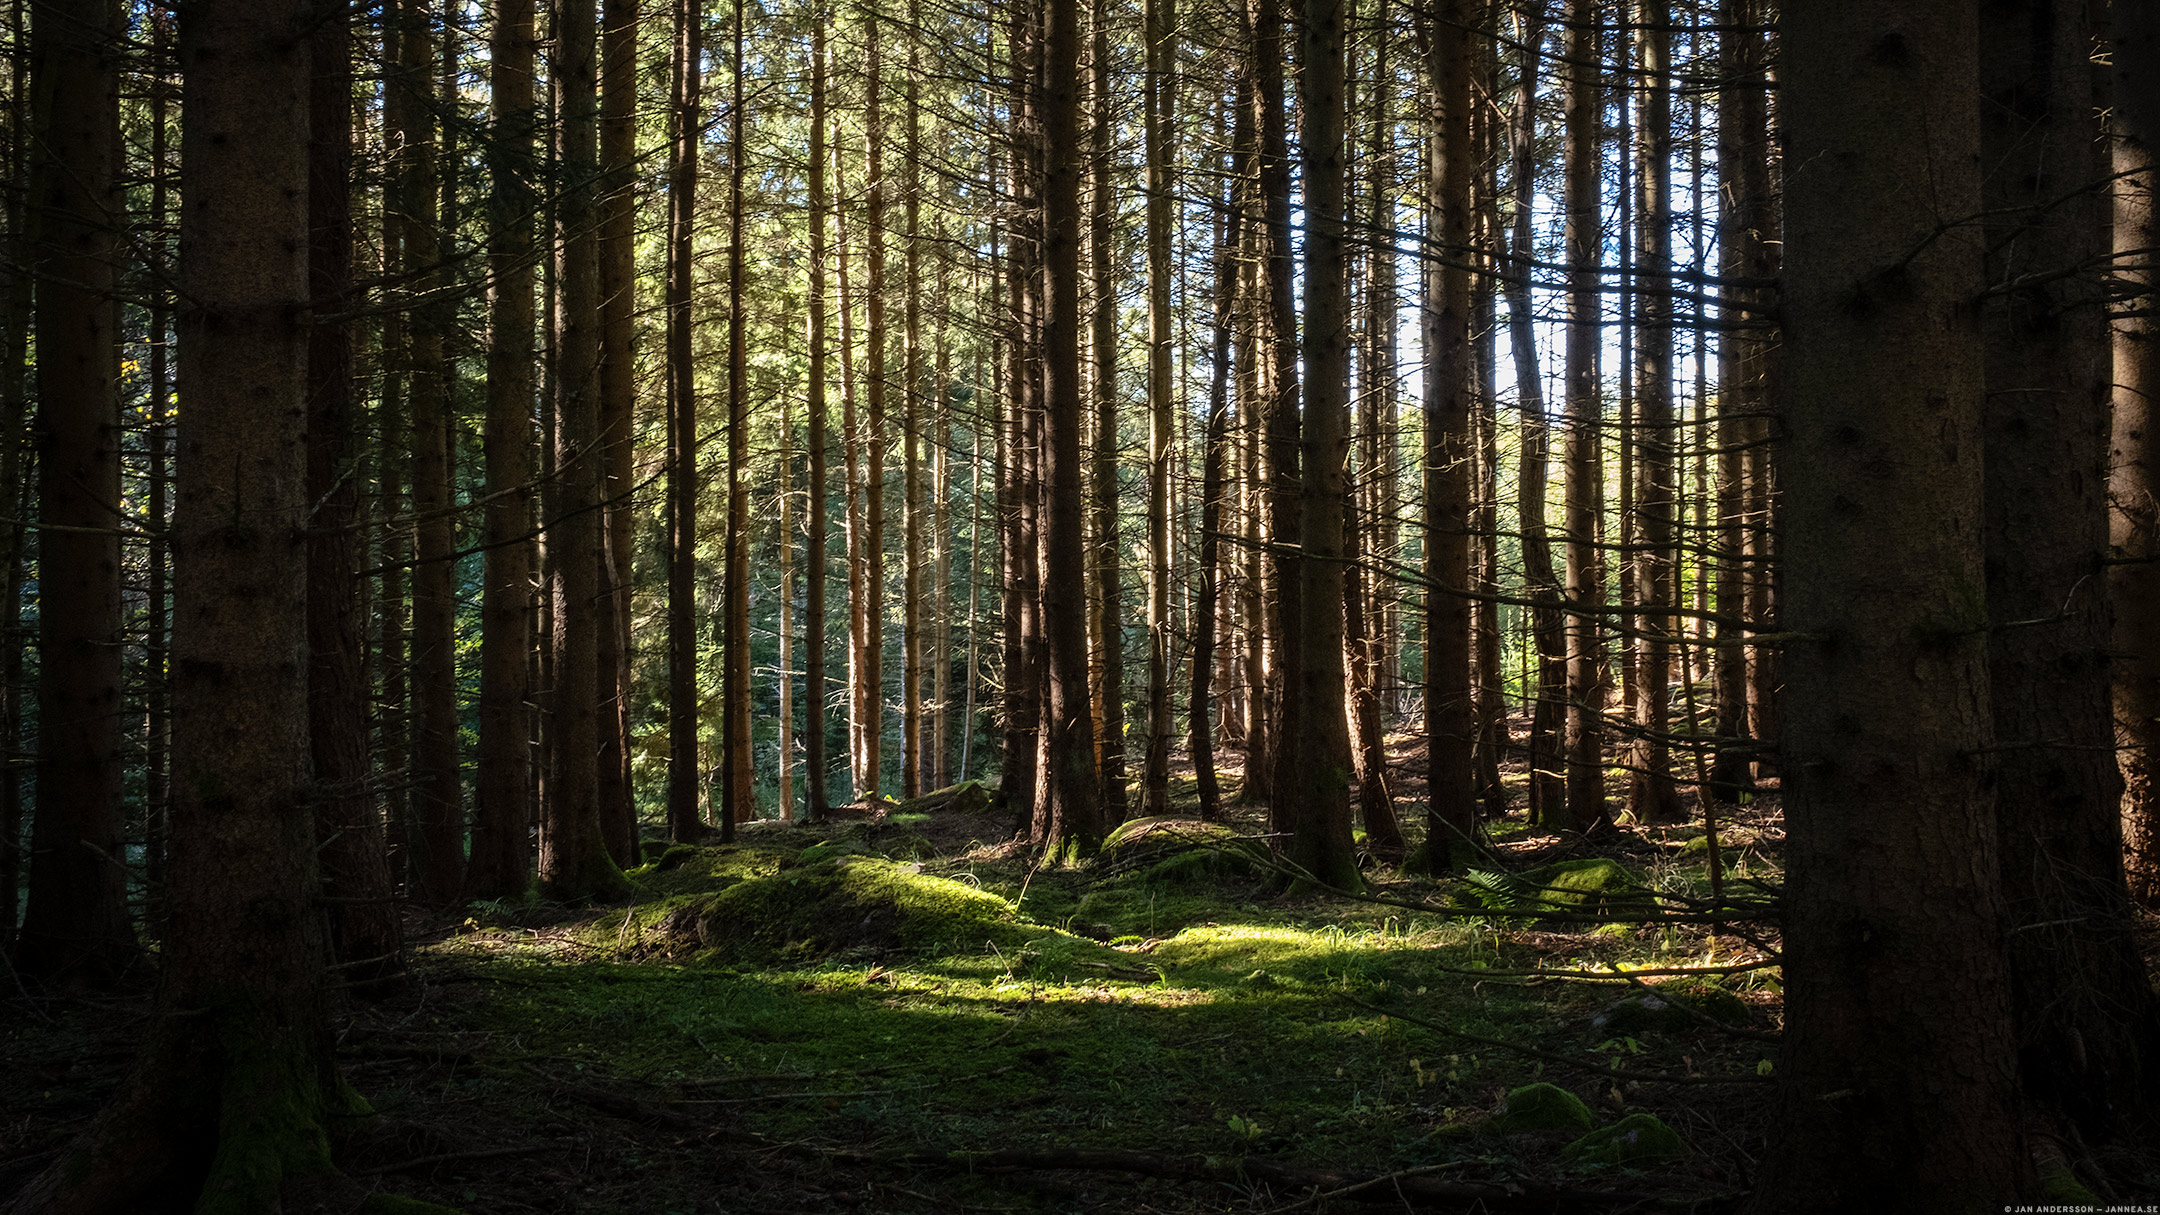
[
  {"left": 1487, "top": 1082, "right": 1597, "bottom": 1134},
  {"left": 1101, "top": 817, "right": 1266, "bottom": 882},
  {"left": 1562, "top": 1112, "right": 1689, "bottom": 1165},
  {"left": 646, "top": 856, "right": 1031, "bottom": 962},
  {"left": 1590, "top": 978, "right": 1750, "bottom": 1035}
]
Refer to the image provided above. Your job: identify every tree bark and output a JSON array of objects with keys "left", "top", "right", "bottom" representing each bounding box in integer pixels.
[
  {"left": 14, "top": 0, "right": 136, "bottom": 983},
  {"left": 1754, "top": 2, "right": 2026, "bottom": 1205},
  {"left": 1980, "top": 0, "right": 2160, "bottom": 1149},
  {"left": 7, "top": 0, "right": 354, "bottom": 1196},
  {"left": 595, "top": 0, "right": 640, "bottom": 864},
  {"left": 721, "top": 0, "right": 753, "bottom": 830},
  {"left": 1140, "top": 0, "right": 1176, "bottom": 818},
  {"left": 1032, "top": 0, "right": 1103, "bottom": 860},
  {"left": 1625, "top": 0, "right": 1683, "bottom": 826},
  {"left": 472, "top": 0, "right": 543, "bottom": 896},
  {"left": 1088, "top": 0, "right": 1127, "bottom": 822},
  {"left": 665, "top": 0, "right": 707, "bottom": 840},
  {"left": 306, "top": 0, "right": 405, "bottom": 978},
  {"left": 2114, "top": 0, "right": 2160, "bottom": 909},
  {"left": 1408, "top": 0, "right": 1479, "bottom": 873},
  {"left": 542, "top": 0, "right": 631, "bottom": 901},
  {"left": 804, "top": 13, "right": 832, "bottom": 822}
]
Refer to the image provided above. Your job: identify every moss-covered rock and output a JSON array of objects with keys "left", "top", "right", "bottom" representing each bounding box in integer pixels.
[
  {"left": 1562, "top": 1112, "right": 1689, "bottom": 1166},
  {"left": 1487, "top": 1083, "right": 1596, "bottom": 1134},
  {"left": 1519, "top": 858, "right": 1652, "bottom": 913},
  {"left": 648, "top": 857, "right": 1034, "bottom": 962}
]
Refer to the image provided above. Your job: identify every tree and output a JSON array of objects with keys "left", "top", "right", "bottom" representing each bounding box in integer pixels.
[
  {"left": 1140, "top": 0, "right": 1175, "bottom": 817},
  {"left": 12, "top": 0, "right": 136, "bottom": 984},
  {"left": 542, "top": 0, "right": 631, "bottom": 901},
  {"left": 1408, "top": 0, "right": 1478, "bottom": 873},
  {"left": 1032, "top": 0, "right": 1103, "bottom": 860},
  {"left": 471, "top": 0, "right": 542, "bottom": 895},
  {"left": 1754, "top": 2, "right": 2026, "bottom": 1205},
  {"left": 307, "top": 0, "right": 406, "bottom": 973},
  {"left": 1558, "top": 0, "right": 1606, "bottom": 835},
  {"left": 2114, "top": 0, "right": 2160, "bottom": 909},
  {"left": 803, "top": 9, "right": 832, "bottom": 823},
  {"left": 1979, "top": 0, "right": 2160, "bottom": 1149},
  {"left": 8, "top": 0, "right": 357, "bottom": 1196},
  {"left": 1284, "top": 0, "right": 1358, "bottom": 891}
]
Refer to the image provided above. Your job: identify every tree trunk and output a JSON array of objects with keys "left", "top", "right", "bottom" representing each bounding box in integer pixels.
[
  {"left": 8, "top": 0, "right": 353, "bottom": 1195},
  {"left": 2114, "top": 0, "right": 2160, "bottom": 909},
  {"left": 1706, "top": 0, "right": 1764, "bottom": 804},
  {"left": 305, "top": 0, "right": 405, "bottom": 978},
  {"left": 1032, "top": 0, "right": 1103, "bottom": 861},
  {"left": 804, "top": 13, "right": 832, "bottom": 822},
  {"left": 722, "top": 0, "right": 753, "bottom": 830},
  {"left": 665, "top": 0, "right": 707, "bottom": 840},
  {"left": 543, "top": 0, "right": 631, "bottom": 901},
  {"left": 14, "top": 0, "right": 136, "bottom": 983},
  {"left": 1502, "top": 4, "right": 1565, "bottom": 826},
  {"left": 1256, "top": 0, "right": 1303, "bottom": 823},
  {"left": 902, "top": 11, "right": 924, "bottom": 801},
  {"left": 1140, "top": 0, "right": 1176, "bottom": 818},
  {"left": 1408, "top": 0, "right": 1478, "bottom": 873},
  {"left": 1625, "top": 0, "right": 1683, "bottom": 826},
  {"left": 594, "top": 0, "right": 640, "bottom": 865},
  {"left": 1754, "top": 3, "right": 2026, "bottom": 1205},
  {"left": 472, "top": 0, "right": 543, "bottom": 896},
  {"left": 861, "top": 5, "right": 888, "bottom": 802},
  {"left": 1980, "top": 0, "right": 2160, "bottom": 1150},
  {"left": 1088, "top": 0, "right": 1127, "bottom": 822}
]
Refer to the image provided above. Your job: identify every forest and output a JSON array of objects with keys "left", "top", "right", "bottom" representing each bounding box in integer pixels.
[{"left": 3, "top": 0, "right": 2158, "bottom": 1210}]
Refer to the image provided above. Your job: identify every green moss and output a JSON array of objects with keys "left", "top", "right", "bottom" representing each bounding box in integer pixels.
[
  {"left": 195, "top": 1011, "right": 338, "bottom": 1215},
  {"left": 1519, "top": 859, "right": 1651, "bottom": 913},
  {"left": 1658, "top": 978, "right": 1750, "bottom": 1026},
  {"left": 1488, "top": 1082, "right": 1596, "bottom": 1134},
  {"left": 1562, "top": 1112, "right": 1689, "bottom": 1165},
  {"left": 649, "top": 857, "right": 1054, "bottom": 962}
]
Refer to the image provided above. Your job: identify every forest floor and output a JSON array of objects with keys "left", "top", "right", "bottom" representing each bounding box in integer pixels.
[{"left": 7, "top": 726, "right": 2121, "bottom": 1213}]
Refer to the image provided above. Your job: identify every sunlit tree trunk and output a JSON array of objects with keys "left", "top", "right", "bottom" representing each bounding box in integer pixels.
[
  {"left": 860, "top": 4, "right": 888, "bottom": 802},
  {"left": 902, "top": 11, "right": 924, "bottom": 800}
]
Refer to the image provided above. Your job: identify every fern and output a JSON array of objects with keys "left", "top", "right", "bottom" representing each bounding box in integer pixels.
[{"left": 1458, "top": 868, "right": 1528, "bottom": 913}]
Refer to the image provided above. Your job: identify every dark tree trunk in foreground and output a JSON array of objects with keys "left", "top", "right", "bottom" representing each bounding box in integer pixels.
[
  {"left": 1754, "top": 3, "right": 2027, "bottom": 1208},
  {"left": 306, "top": 0, "right": 405, "bottom": 977},
  {"left": 1980, "top": 0, "right": 2160, "bottom": 1151},
  {"left": 1087, "top": 0, "right": 1126, "bottom": 822},
  {"left": 472, "top": 0, "right": 541, "bottom": 897},
  {"left": 721, "top": 0, "right": 753, "bottom": 831},
  {"left": 1140, "top": 0, "right": 1175, "bottom": 818},
  {"left": 13, "top": 0, "right": 136, "bottom": 984},
  {"left": 596, "top": 0, "right": 639, "bottom": 863},
  {"left": 9, "top": 0, "right": 357, "bottom": 1200},
  {"left": 2115, "top": 0, "right": 2160, "bottom": 909}
]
